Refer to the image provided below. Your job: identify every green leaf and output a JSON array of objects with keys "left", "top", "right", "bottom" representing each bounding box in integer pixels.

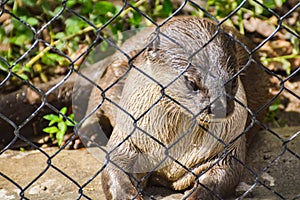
[
  {"left": 274, "top": 0, "right": 286, "bottom": 7},
  {"left": 11, "top": 64, "right": 20, "bottom": 73},
  {"left": 43, "top": 114, "right": 59, "bottom": 121},
  {"left": 43, "top": 114, "right": 60, "bottom": 126},
  {"left": 22, "top": 65, "right": 32, "bottom": 72},
  {"left": 42, "top": 53, "right": 67, "bottom": 66},
  {"left": 23, "top": 0, "right": 36, "bottom": 7},
  {"left": 282, "top": 62, "right": 291, "bottom": 75},
  {"left": 0, "top": 59, "right": 9, "bottom": 72},
  {"left": 68, "top": 113, "right": 75, "bottom": 119},
  {"left": 10, "top": 35, "right": 29, "bottom": 47},
  {"left": 41, "top": 53, "right": 57, "bottom": 66},
  {"left": 43, "top": 126, "right": 59, "bottom": 134},
  {"left": 54, "top": 32, "right": 65, "bottom": 39},
  {"left": 60, "top": 107, "right": 67, "bottom": 115},
  {"left": 269, "top": 98, "right": 281, "bottom": 112},
  {"left": 49, "top": 119, "right": 60, "bottom": 126},
  {"left": 18, "top": 73, "right": 29, "bottom": 80},
  {"left": 58, "top": 107, "right": 68, "bottom": 121},
  {"left": 66, "top": 0, "right": 77, "bottom": 7},
  {"left": 269, "top": 103, "right": 279, "bottom": 112},
  {"left": 65, "top": 120, "right": 75, "bottom": 127},
  {"left": 27, "top": 17, "right": 39, "bottom": 26},
  {"left": 275, "top": 57, "right": 291, "bottom": 75},
  {"left": 47, "top": 53, "right": 63, "bottom": 61},
  {"left": 249, "top": 0, "right": 264, "bottom": 15},
  {"left": 66, "top": 114, "right": 76, "bottom": 126},
  {"left": 52, "top": 6, "right": 64, "bottom": 17},
  {"left": 100, "top": 41, "right": 108, "bottom": 52},
  {"left": 65, "top": 17, "right": 82, "bottom": 35},
  {"left": 0, "top": 27, "right": 5, "bottom": 40},
  {"left": 95, "top": 1, "right": 117, "bottom": 15},
  {"left": 81, "top": 1, "right": 93, "bottom": 14},
  {"left": 56, "top": 131, "right": 65, "bottom": 146},
  {"left": 58, "top": 121, "right": 67, "bottom": 134},
  {"left": 153, "top": 5, "right": 163, "bottom": 16},
  {"left": 12, "top": 18, "right": 28, "bottom": 32},
  {"left": 128, "top": 11, "right": 142, "bottom": 26},
  {"left": 161, "top": 0, "right": 173, "bottom": 17},
  {"left": 291, "top": 36, "right": 299, "bottom": 54}
]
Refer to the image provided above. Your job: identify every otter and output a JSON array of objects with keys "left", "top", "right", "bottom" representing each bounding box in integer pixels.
[{"left": 84, "top": 17, "right": 268, "bottom": 199}]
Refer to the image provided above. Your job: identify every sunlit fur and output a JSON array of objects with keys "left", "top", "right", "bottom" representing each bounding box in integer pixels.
[{"left": 97, "top": 17, "right": 264, "bottom": 200}]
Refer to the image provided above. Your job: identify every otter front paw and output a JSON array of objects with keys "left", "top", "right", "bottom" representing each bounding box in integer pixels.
[
  {"left": 184, "top": 185, "right": 219, "bottom": 200},
  {"left": 107, "top": 185, "right": 143, "bottom": 200},
  {"left": 101, "top": 168, "right": 144, "bottom": 200}
]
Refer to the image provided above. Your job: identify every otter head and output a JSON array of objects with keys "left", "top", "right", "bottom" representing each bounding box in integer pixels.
[{"left": 142, "top": 18, "right": 240, "bottom": 124}]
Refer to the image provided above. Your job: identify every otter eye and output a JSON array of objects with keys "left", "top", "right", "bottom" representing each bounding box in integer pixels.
[{"left": 184, "top": 76, "right": 199, "bottom": 91}]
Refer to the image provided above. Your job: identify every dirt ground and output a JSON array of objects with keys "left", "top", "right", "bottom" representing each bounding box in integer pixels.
[{"left": 0, "top": 126, "right": 299, "bottom": 200}]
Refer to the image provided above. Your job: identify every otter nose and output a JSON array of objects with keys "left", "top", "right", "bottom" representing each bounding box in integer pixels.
[{"left": 210, "top": 98, "right": 227, "bottom": 119}]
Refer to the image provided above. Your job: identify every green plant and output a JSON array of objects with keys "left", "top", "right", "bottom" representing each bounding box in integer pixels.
[
  {"left": 191, "top": 0, "right": 298, "bottom": 77},
  {"left": 43, "top": 107, "right": 76, "bottom": 146},
  {"left": 261, "top": 35, "right": 300, "bottom": 75},
  {"left": 0, "top": 0, "right": 174, "bottom": 84},
  {"left": 205, "top": 0, "right": 287, "bottom": 33},
  {"left": 264, "top": 98, "right": 283, "bottom": 126}
]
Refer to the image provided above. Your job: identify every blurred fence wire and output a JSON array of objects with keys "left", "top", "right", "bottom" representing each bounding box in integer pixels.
[{"left": 0, "top": 0, "right": 299, "bottom": 199}]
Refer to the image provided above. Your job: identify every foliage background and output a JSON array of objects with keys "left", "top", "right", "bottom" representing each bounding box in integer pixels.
[{"left": 0, "top": 0, "right": 299, "bottom": 145}]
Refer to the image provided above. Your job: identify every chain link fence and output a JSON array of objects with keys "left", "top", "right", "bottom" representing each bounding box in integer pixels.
[{"left": 0, "top": 0, "right": 299, "bottom": 199}]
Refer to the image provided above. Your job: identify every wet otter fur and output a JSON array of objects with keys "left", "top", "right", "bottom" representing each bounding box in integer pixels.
[{"left": 85, "top": 16, "right": 268, "bottom": 199}]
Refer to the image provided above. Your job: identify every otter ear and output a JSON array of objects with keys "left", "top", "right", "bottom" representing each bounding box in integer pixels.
[{"left": 145, "top": 31, "right": 161, "bottom": 58}]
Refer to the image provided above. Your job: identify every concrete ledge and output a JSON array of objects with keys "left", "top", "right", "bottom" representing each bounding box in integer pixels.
[{"left": 0, "top": 126, "right": 299, "bottom": 199}]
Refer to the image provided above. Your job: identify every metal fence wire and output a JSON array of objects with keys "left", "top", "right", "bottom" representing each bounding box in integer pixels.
[{"left": 0, "top": 0, "right": 300, "bottom": 199}]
